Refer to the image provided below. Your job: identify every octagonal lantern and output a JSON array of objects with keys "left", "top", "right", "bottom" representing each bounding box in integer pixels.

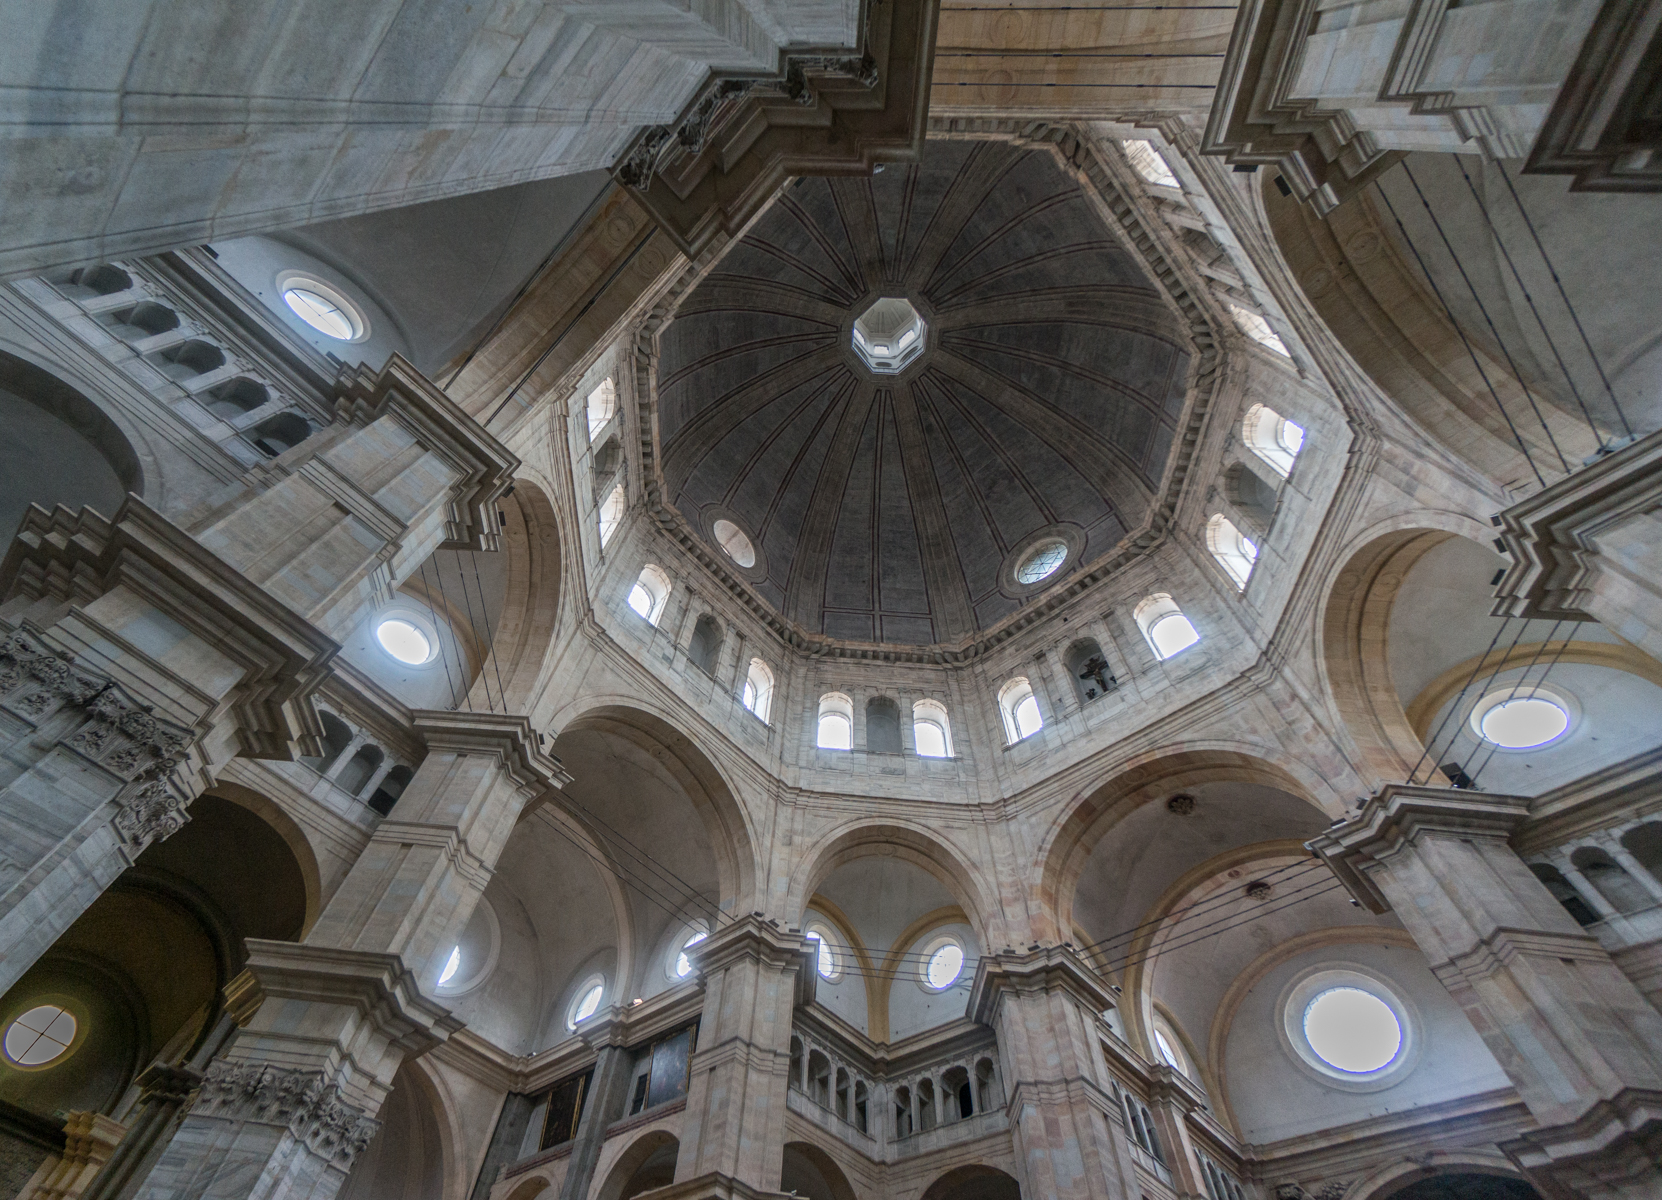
[{"left": 852, "top": 297, "right": 926, "bottom": 374}]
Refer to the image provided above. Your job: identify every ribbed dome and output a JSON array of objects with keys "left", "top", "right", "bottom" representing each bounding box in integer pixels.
[{"left": 656, "top": 140, "right": 1192, "bottom": 646}]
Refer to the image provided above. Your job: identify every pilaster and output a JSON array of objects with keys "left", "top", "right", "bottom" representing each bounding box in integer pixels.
[
  {"left": 969, "top": 947, "right": 1142, "bottom": 1200},
  {"left": 1310, "top": 784, "right": 1662, "bottom": 1197}
]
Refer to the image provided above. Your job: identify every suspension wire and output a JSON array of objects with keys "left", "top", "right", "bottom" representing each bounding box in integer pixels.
[
  {"left": 1466, "top": 623, "right": 1574, "bottom": 786},
  {"left": 1074, "top": 857, "right": 1328, "bottom": 957},
  {"left": 558, "top": 796, "right": 737, "bottom": 929},
  {"left": 1405, "top": 614, "right": 1516, "bottom": 786},
  {"left": 470, "top": 545, "right": 512, "bottom": 713},
  {"left": 1093, "top": 870, "right": 1344, "bottom": 968},
  {"left": 1373, "top": 180, "right": 1546, "bottom": 488},
  {"left": 1422, "top": 617, "right": 1536, "bottom": 777},
  {"left": 1399, "top": 162, "right": 1571, "bottom": 476},
  {"left": 1101, "top": 882, "right": 1349, "bottom": 975},
  {"left": 428, "top": 557, "right": 473, "bottom": 712},
  {"left": 1494, "top": 162, "right": 1634, "bottom": 440},
  {"left": 540, "top": 816, "right": 719, "bottom": 930},
  {"left": 933, "top": 79, "right": 1216, "bottom": 88},
  {"left": 935, "top": 50, "right": 1225, "bottom": 57},
  {"left": 1451, "top": 157, "right": 1608, "bottom": 447},
  {"left": 451, "top": 549, "right": 492, "bottom": 713},
  {"left": 484, "top": 231, "right": 656, "bottom": 429},
  {"left": 417, "top": 559, "right": 465, "bottom": 712}
]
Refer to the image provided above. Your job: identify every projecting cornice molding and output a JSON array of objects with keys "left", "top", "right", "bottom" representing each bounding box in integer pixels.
[
  {"left": 612, "top": 0, "right": 940, "bottom": 257},
  {"left": 630, "top": 122, "right": 1229, "bottom": 664}
]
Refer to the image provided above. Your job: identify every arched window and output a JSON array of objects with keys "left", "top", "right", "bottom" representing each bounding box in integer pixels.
[
  {"left": 1228, "top": 304, "right": 1291, "bottom": 358},
  {"left": 1622, "top": 824, "right": 1662, "bottom": 887},
  {"left": 743, "top": 658, "right": 774, "bottom": 723},
  {"left": 1123, "top": 139, "right": 1178, "bottom": 188},
  {"left": 912, "top": 699, "right": 953, "bottom": 758},
  {"left": 1241, "top": 403, "right": 1305, "bottom": 478},
  {"left": 598, "top": 482, "right": 626, "bottom": 547},
  {"left": 817, "top": 693, "right": 853, "bottom": 750},
  {"left": 687, "top": 614, "right": 723, "bottom": 676},
  {"left": 998, "top": 677, "right": 1043, "bottom": 743},
  {"left": 585, "top": 378, "right": 617, "bottom": 441},
  {"left": 566, "top": 975, "right": 606, "bottom": 1030},
  {"left": 866, "top": 695, "right": 902, "bottom": 754},
  {"left": 1530, "top": 862, "right": 1600, "bottom": 926},
  {"left": 628, "top": 564, "right": 672, "bottom": 625},
  {"left": 1135, "top": 593, "right": 1200, "bottom": 661},
  {"left": 1571, "top": 847, "right": 1650, "bottom": 913},
  {"left": 1206, "top": 514, "right": 1259, "bottom": 589}
]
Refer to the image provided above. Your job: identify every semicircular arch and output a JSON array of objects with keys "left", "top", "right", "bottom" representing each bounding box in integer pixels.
[
  {"left": 486, "top": 477, "right": 564, "bottom": 711},
  {"left": 197, "top": 780, "right": 324, "bottom": 937}
]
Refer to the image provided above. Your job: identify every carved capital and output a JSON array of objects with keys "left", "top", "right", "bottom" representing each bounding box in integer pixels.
[{"left": 193, "top": 1063, "right": 381, "bottom": 1171}]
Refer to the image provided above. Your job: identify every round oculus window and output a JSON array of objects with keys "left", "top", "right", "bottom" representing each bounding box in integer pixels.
[
  {"left": 712, "top": 519, "right": 757, "bottom": 568},
  {"left": 924, "top": 940, "right": 965, "bottom": 989},
  {"left": 675, "top": 929, "right": 708, "bottom": 979},
  {"left": 1471, "top": 687, "right": 1571, "bottom": 749},
  {"left": 376, "top": 618, "right": 432, "bottom": 665},
  {"left": 805, "top": 928, "right": 838, "bottom": 979},
  {"left": 568, "top": 980, "right": 605, "bottom": 1029},
  {"left": 278, "top": 276, "right": 366, "bottom": 341},
  {"left": 4, "top": 1005, "right": 76, "bottom": 1067},
  {"left": 1302, "top": 986, "right": 1402, "bottom": 1073},
  {"left": 437, "top": 945, "right": 461, "bottom": 987},
  {"left": 1016, "top": 540, "right": 1068, "bottom": 584}
]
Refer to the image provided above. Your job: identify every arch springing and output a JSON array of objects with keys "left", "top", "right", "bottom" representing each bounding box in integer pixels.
[
  {"left": 998, "top": 677, "right": 1042, "bottom": 743},
  {"left": 1242, "top": 402, "right": 1305, "bottom": 477},
  {"left": 1206, "top": 513, "right": 1259, "bottom": 589},
  {"left": 1135, "top": 593, "right": 1200, "bottom": 660}
]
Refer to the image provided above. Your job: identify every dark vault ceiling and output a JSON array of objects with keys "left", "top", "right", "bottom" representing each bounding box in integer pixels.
[{"left": 656, "top": 139, "right": 1192, "bottom": 646}]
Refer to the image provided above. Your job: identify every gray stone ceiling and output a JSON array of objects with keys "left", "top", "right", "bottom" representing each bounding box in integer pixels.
[{"left": 656, "top": 139, "right": 1191, "bottom": 646}]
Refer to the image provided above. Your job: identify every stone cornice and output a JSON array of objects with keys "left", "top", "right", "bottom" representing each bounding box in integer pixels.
[
  {"left": 1306, "top": 783, "right": 1533, "bottom": 913},
  {"left": 968, "top": 944, "right": 1117, "bottom": 1025},
  {"left": 688, "top": 914, "right": 818, "bottom": 1009},
  {"left": 410, "top": 709, "right": 572, "bottom": 792}
]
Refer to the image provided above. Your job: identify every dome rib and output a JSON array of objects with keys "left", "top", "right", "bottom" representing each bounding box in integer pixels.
[{"left": 656, "top": 140, "right": 1191, "bottom": 647}]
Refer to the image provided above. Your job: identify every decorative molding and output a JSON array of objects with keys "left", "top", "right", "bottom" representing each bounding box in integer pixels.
[
  {"left": 613, "top": 0, "right": 939, "bottom": 257},
  {"left": 191, "top": 1063, "right": 380, "bottom": 1171}
]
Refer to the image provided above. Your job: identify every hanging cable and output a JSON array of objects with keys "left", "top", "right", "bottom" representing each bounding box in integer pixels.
[
  {"left": 469, "top": 547, "right": 512, "bottom": 713},
  {"left": 417, "top": 559, "right": 465, "bottom": 712},
  {"left": 1092, "top": 870, "right": 1344, "bottom": 970},
  {"left": 451, "top": 549, "right": 492, "bottom": 713},
  {"left": 1399, "top": 163, "right": 1571, "bottom": 476},
  {"left": 1100, "top": 881, "right": 1349, "bottom": 976},
  {"left": 1466, "top": 623, "right": 1574, "bottom": 786},
  {"left": 1494, "top": 162, "right": 1634, "bottom": 440},
  {"left": 428, "top": 558, "right": 472, "bottom": 712},
  {"left": 1373, "top": 180, "right": 1545, "bottom": 488},
  {"left": 1406, "top": 614, "right": 1517, "bottom": 786},
  {"left": 1421, "top": 617, "right": 1536, "bottom": 777},
  {"left": 1451, "top": 157, "right": 1608, "bottom": 447}
]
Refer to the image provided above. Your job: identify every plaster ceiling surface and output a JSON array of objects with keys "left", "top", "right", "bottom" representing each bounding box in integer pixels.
[{"left": 656, "top": 139, "right": 1192, "bottom": 646}]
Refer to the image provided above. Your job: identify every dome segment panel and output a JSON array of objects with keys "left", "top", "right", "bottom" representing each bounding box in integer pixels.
[{"left": 656, "top": 140, "right": 1192, "bottom": 647}]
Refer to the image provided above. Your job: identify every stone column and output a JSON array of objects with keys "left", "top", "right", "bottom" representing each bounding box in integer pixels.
[
  {"left": 133, "top": 713, "right": 567, "bottom": 1200},
  {"left": 671, "top": 917, "right": 815, "bottom": 1197},
  {"left": 356, "top": 759, "right": 397, "bottom": 804},
  {"left": 466, "top": 1094, "right": 534, "bottom": 1200},
  {"left": 1311, "top": 785, "right": 1662, "bottom": 1199},
  {"left": 1598, "top": 837, "right": 1662, "bottom": 906},
  {"left": 1546, "top": 849, "right": 1622, "bottom": 921},
  {"left": 320, "top": 734, "right": 369, "bottom": 783},
  {"left": 969, "top": 948, "right": 1143, "bottom": 1200},
  {"left": 557, "top": 1018, "right": 639, "bottom": 1200}
]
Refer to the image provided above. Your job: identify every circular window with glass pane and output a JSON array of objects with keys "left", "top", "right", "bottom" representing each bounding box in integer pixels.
[
  {"left": 4, "top": 1004, "right": 77, "bottom": 1067},
  {"left": 919, "top": 935, "right": 966, "bottom": 991}
]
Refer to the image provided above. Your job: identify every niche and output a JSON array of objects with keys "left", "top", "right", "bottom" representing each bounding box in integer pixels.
[
  {"left": 1064, "top": 638, "right": 1117, "bottom": 705},
  {"left": 866, "top": 695, "right": 902, "bottom": 754},
  {"left": 369, "top": 765, "right": 413, "bottom": 816},
  {"left": 687, "top": 615, "right": 723, "bottom": 676},
  {"left": 54, "top": 264, "right": 132, "bottom": 299},
  {"left": 1223, "top": 461, "right": 1278, "bottom": 534},
  {"left": 107, "top": 301, "right": 179, "bottom": 340},
  {"left": 203, "top": 377, "right": 269, "bottom": 420},
  {"left": 152, "top": 339, "right": 226, "bottom": 381},
  {"left": 251, "top": 412, "right": 314, "bottom": 457}
]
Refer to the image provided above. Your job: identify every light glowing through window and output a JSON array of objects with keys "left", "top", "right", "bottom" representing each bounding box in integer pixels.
[
  {"left": 571, "top": 983, "right": 604, "bottom": 1027},
  {"left": 806, "top": 930, "right": 836, "bottom": 978},
  {"left": 283, "top": 287, "right": 356, "bottom": 340},
  {"left": 926, "top": 942, "right": 964, "bottom": 989},
  {"left": 1149, "top": 612, "right": 1200, "bottom": 660},
  {"left": 1017, "top": 540, "right": 1068, "bottom": 584},
  {"left": 438, "top": 946, "right": 461, "bottom": 986},
  {"left": 915, "top": 720, "right": 948, "bottom": 758},
  {"left": 376, "top": 619, "right": 431, "bottom": 664},
  {"left": 629, "top": 583, "right": 654, "bottom": 619},
  {"left": 713, "top": 519, "right": 756, "bottom": 568},
  {"left": 1153, "top": 1028, "right": 1181, "bottom": 1069},
  {"left": 1279, "top": 419, "right": 1306, "bottom": 458},
  {"left": 1013, "top": 694, "right": 1043, "bottom": 739},
  {"left": 817, "top": 712, "right": 852, "bottom": 750},
  {"left": 1480, "top": 696, "right": 1569, "bottom": 748},
  {"left": 4, "top": 1006, "right": 76, "bottom": 1067},
  {"left": 1303, "top": 987, "right": 1401, "bottom": 1073},
  {"left": 676, "top": 930, "right": 708, "bottom": 978}
]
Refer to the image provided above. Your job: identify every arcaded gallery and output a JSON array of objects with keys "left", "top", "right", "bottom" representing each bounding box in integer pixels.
[{"left": 0, "top": 3, "right": 1657, "bottom": 1200}]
